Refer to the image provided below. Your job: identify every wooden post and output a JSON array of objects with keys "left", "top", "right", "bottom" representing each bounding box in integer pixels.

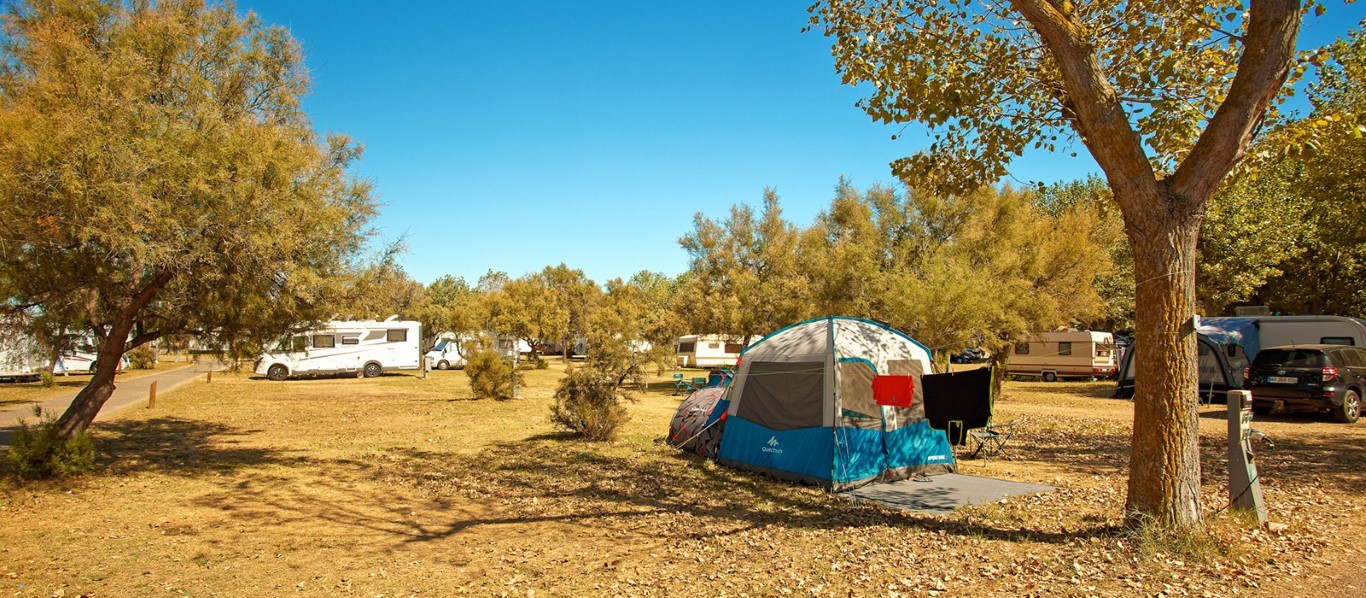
[
  {"left": 206, "top": 369, "right": 212, "bottom": 384},
  {"left": 147, "top": 380, "right": 157, "bottom": 409}
]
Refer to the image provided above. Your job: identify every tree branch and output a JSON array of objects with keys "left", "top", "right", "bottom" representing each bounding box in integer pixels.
[
  {"left": 1170, "top": 0, "right": 1302, "bottom": 202},
  {"left": 1009, "top": 0, "right": 1158, "bottom": 204}
]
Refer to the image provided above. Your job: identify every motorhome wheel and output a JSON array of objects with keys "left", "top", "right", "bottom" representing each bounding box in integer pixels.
[
  {"left": 363, "top": 362, "right": 382, "bottom": 378},
  {"left": 267, "top": 364, "right": 288, "bottom": 381},
  {"left": 436, "top": 360, "right": 449, "bottom": 370},
  {"left": 1042, "top": 371, "right": 1058, "bottom": 382}
]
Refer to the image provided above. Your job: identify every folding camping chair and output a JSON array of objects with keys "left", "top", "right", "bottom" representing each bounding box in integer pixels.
[
  {"left": 673, "top": 373, "right": 692, "bottom": 395},
  {"left": 968, "top": 417, "right": 1028, "bottom": 462}
]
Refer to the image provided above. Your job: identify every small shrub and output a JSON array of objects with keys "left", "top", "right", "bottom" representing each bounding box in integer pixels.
[
  {"left": 535, "top": 358, "right": 549, "bottom": 370},
  {"left": 465, "top": 346, "right": 523, "bottom": 400},
  {"left": 128, "top": 346, "right": 156, "bottom": 369},
  {"left": 39, "top": 370, "right": 55, "bottom": 388},
  {"left": 550, "top": 367, "right": 631, "bottom": 441},
  {"left": 6, "top": 407, "right": 95, "bottom": 479}
]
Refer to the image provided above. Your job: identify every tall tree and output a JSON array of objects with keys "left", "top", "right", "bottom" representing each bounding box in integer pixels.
[
  {"left": 1253, "top": 23, "right": 1366, "bottom": 316},
  {"left": 679, "top": 188, "right": 812, "bottom": 343},
  {"left": 812, "top": 0, "right": 1306, "bottom": 528},
  {"left": 490, "top": 273, "right": 568, "bottom": 362},
  {"left": 0, "top": 0, "right": 376, "bottom": 439},
  {"left": 539, "top": 264, "right": 602, "bottom": 357},
  {"left": 423, "top": 275, "right": 481, "bottom": 337}
]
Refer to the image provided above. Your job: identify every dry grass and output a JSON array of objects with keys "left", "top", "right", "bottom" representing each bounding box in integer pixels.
[{"left": 1, "top": 362, "right": 1362, "bottom": 596}]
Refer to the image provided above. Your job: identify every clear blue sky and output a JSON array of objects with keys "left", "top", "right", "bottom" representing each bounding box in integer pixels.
[{"left": 235, "top": 1, "right": 1364, "bottom": 286}]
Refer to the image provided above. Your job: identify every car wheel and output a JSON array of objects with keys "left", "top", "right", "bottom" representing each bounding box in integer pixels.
[
  {"left": 1333, "top": 390, "right": 1360, "bottom": 424},
  {"left": 363, "top": 362, "right": 382, "bottom": 378},
  {"left": 267, "top": 364, "right": 288, "bottom": 381},
  {"left": 1042, "top": 371, "right": 1058, "bottom": 383},
  {"left": 1252, "top": 402, "right": 1272, "bottom": 416},
  {"left": 436, "top": 360, "right": 449, "bottom": 371}
]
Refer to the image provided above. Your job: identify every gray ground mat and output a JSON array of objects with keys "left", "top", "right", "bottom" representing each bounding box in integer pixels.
[{"left": 843, "top": 473, "right": 1056, "bottom": 514}]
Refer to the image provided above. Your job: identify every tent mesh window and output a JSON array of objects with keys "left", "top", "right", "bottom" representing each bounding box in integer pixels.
[
  {"left": 884, "top": 359, "right": 926, "bottom": 429},
  {"left": 735, "top": 361, "right": 825, "bottom": 430},
  {"left": 838, "top": 361, "right": 881, "bottom": 430}
]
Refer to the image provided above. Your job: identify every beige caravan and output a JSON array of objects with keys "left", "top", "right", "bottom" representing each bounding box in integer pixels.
[{"left": 1007, "top": 330, "right": 1117, "bottom": 381}]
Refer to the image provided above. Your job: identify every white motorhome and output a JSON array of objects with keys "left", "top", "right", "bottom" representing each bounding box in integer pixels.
[
  {"left": 676, "top": 335, "right": 748, "bottom": 368},
  {"left": 425, "top": 333, "right": 467, "bottom": 370},
  {"left": 1252, "top": 315, "right": 1366, "bottom": 348},
  {"left": 53, "top": 337, "right": 130, "bottom": 375},
  {"left": 255, "top": 318, "right": 421, "bottom": 380},
  {"left": 1007, "top": 330, "right": 1117, "bottom": 381},
  {"left": 0, "top": 333, "right": 44, "bottom": 382}
]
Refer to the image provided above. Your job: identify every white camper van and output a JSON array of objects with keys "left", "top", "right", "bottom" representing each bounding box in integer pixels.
[
  {"left": 676, "top": 335, "right": 747, "bottom": 368},
  {"left": 53, "top": 337, "right": 130, "bottom": 375},
  {"left": 1007, "top": 330, "right": 1117, "bottom": 381},
  {"left": 425, "top": 334, "right": 466, "bottom": 370},
  {"left": 255, "top": 318, "right": 421, "bottom": 380}
]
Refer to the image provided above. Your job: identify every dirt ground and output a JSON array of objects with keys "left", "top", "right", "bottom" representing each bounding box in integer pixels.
[{"left": 0, "top": 360, "right": 1361, "bottom": 596}]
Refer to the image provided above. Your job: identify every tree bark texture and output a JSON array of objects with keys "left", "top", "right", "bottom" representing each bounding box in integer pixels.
[
  {"left": 1124, "top": 199, "right": 1204, "bottom": 528},
  {"left": 54, "top": 319, "right": 131, "bottom": 438},
  {"left": 1010, "top": 0, "right": 1302, "bottom": 530}
]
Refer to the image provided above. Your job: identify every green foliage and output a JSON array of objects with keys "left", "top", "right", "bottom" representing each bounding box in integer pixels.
[
  {"left": 1036, "top": 176, "right": 1134, "bottom": 331},
  {"left": 1199, "top": 160, "right": 1311, "bottom": 314},
  {"left": 482, "top": 273, "right": 569, "bottom": 361},
  {"left": 463, "top": 340, "right": 522, "bottom": 401},
  {"left": 540, "top": 264, "right": 603, "bottom": 354},
  {"left": 679, "top": 188, "right": 810, "bottom": 341},
  {"left": 809, "top": 1, "right": 1307, "bottom": 192},
  {"left": 128, "top": 346, "right": 156, "bottom": 369},
  {"left": 1247, "top": 26, "right": 1366, "bottom": 316},
  {"left": 534, "top": 358, "right": 549, "bottom": 370},
  {"left": 681, "top": 180, "right": 1114, "bottom": 367},
  {"left": 550, "top": 366, "right": 631, "bottom": 441},
  {"left": 0, "top": 0, "right": 376, "bottom": 434},
  {"left": 6, "top": 407, "right": 95, "bottom": 479},
  {"left": 39, "top": 369, "right": 54, "bottom": 388},
  {"left": 422, "top": 275, "right": 481, "bottom": 337}
]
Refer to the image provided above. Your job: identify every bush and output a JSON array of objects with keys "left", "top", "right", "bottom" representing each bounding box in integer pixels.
[
  {"left": 128, "top": 346, "right": 156, "bottom": 369},
  {"left": 6, "top": 407, "right": 95, "bottom": 479},
  {"left": 534, "top": 358, "right": 549, "bottom": 370},
  {"left": 39, "top": 370, "right": 55, "bottom": 388},
  {"left": 465, "top": 346, "right": 523, "bottom": 400},
  {"left": 550, "top": 367, "right": 631, "bottom": 441}
]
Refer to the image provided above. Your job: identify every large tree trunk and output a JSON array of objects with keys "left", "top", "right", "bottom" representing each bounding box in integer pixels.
[
  {"left": 1124, "top": 200, "right": 1204, "bottom": 528},
  {"left": 54, "top": 308, "right": 143, "bottom": 439}
]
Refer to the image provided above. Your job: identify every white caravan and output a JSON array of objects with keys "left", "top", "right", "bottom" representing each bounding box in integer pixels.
[
  {"left": 676, "top": 335, "right": 748, "bottom": 368},
  {"left": 425, "top": 334, "right": 467, "bottom": 370},
  {"left": 255, "top": 318, "right": 421, "bottom": 380}
]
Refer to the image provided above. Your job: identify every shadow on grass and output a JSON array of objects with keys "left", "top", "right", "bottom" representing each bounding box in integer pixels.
[
  {"left": 176, "top": 435, "right": 1122, "bottom": 550},
  {"left": 92, "top": 416, "right": 300, "bottom": 477}
]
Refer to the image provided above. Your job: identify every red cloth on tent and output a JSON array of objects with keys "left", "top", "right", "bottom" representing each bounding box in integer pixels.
[{"left": 872, "top": 375, "right": 915, "bottom": 407}]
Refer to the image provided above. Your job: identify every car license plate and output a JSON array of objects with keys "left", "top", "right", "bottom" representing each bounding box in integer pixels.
[{"left": 1267, "top": 376, "right": 1297, "bottom": 384}]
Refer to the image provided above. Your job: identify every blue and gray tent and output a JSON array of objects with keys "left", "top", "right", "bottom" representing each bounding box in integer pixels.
[{"left": 716, "top": 316, "right": 955, "bottom": 491}]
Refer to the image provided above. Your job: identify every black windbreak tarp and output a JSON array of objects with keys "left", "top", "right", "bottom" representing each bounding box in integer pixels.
[{"left": 922, "top": 367, "right": 993, "bottom": 445}]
